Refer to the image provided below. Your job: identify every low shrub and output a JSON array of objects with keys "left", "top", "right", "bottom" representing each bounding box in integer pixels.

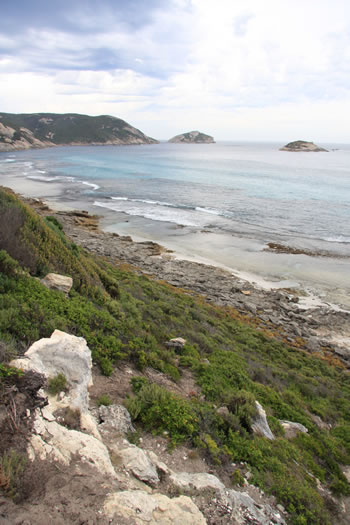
[
  {"left": 47, "top": 373, "right": 67, "bottom": 395},
  {"left": 0, "top": 449, "right": 27, "bottom": 499},
  {"left": 97, "top": 394, "right": 113, "bottom": 406}
]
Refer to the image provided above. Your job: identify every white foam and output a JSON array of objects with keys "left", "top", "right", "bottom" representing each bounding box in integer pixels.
[
  {"left": 196, "top": 206, "right": 221, "bottom": 216},
  {"left": 81, "top": 181, "right": 100, "bottom": 190},
  {"left": 94, "top": 200, "right": 197, "bottom": 227}
]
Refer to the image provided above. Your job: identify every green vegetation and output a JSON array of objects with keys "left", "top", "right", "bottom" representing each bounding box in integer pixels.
[
  {"left": 97, "top": 394, "right": 113, "bottom": 407},
  {"left": 0, "top": 112, "right": 157, "bottom": 145},
  {"left": 48, "top": 373, "right": 67, "bottom": 395},
  {"left": 0, "top": 449, "right": 27, "bottom": 499},
  {"left": 0, "top": 187, "right": 349, "bottom": 524}
]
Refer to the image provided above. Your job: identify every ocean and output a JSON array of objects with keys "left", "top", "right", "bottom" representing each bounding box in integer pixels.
[{"left": 1, "top": 142, "right": 350, "bottom": 307}]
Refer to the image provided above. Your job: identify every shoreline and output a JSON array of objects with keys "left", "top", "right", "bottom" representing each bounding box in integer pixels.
[{"left": 23, "top": 195, "right": 350, "bottom": 370}]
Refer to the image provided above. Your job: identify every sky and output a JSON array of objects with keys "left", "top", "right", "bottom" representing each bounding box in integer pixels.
[{"left": 0, "top": 0, "right": 350, "bottom": 142}]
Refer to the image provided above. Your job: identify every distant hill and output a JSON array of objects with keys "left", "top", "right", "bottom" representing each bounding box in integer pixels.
[
  {"left": 0, "top": 112, "right": 158, "bottom": 151},
  {"left": 280, "top": 140, "right": 328, "bottom": 152},
  {"left": 168, "top": 130, "right": 215, "bottom": 144}
]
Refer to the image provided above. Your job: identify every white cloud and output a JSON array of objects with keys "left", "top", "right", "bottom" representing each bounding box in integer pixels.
[{"left": 0, "top": 0, "right": 350, "bottom": 141}]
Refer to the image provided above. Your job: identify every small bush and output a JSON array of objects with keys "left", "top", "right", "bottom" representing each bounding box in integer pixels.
[
  {"left": 126, "top": 382, "right": 199, "bottom": 446},
  {"left": 0, "top": 449, "right": 27, "bottom": 499},
  {"left": 48, "top": 373, "right": 67, "bottom": 395},
  {"left": 97, "top": 394, "right": 113, "bottom": 407},
  {"left": 131, "top": 376, "right": 149, "bottom": 394},
  {"left": 45, "top": 216, "right": 63, "bottom": 230},
  {"left": 0, "top": 339, "right": 16, "bottom": 364},
  {"left": 231, "top": 469, "right": 245, "bottom": 486}
]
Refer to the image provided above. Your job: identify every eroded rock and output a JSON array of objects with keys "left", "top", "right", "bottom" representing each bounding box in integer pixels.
[
  {"left": 103, "top": 490, "right": 206, "bottom": 524},
  {"left": 169, "top": 471, "right": 225, "bottom": 492},
  {"left": 40, "top": 273, "right": 73, "bottom": 294},
  {"left": 12, "top": 330, "right": 92, "bottom": 411},
  {"left": 251, "top": 401, "right": 275, "bottom": 440},
  {"left": 114, "top": 444, "right": 160, "bottom": 486},
  {"left": 97, "top": 404, "right": 135, "bottom": 435},
  {"left": 280, "top": 420, "right": 308, "bottom": 438}
]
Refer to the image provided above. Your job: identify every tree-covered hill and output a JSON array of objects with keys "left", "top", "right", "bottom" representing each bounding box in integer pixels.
[{"left": 0, "top": 112, "right": 158, "bottom": 151}]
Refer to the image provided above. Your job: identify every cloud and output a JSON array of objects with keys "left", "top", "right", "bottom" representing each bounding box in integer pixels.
[{"left": 0, "top": 0, "right": 350, "bottom": 141}]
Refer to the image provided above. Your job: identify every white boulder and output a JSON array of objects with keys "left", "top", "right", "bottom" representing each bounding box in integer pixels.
[
  {"left": 280, "top": 420, "right": 308, "bottom": 439},
  {"left": 12, "top": 330, "right": 92, "bottom": 411},
  {"left": 251, "top": 401, "right": 275, "bottom": 440},
  {"left": 103, "top": 490, "right": 206, "bottom": 524},
  {"left": 169, "top": 471, "right": 225, "bottom": 492},
  {"left": 29, "top": 414, "right": 116, "bottom": 479},
  {"left": 112, "top": 444, "right": 160, "bottom": 486},
  {"left": 97, "top": 404, "right": 135, "bottom": 435},
  {"left": 40, "top": 273, "right": 73, "bottom": 294}
]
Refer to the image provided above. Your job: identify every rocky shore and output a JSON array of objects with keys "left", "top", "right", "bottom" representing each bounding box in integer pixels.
[{"left": 30, "top": 200, "right": 350, "bottom": 371}]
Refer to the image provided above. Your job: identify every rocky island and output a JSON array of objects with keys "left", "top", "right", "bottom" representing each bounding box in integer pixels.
[
  {"left": 168, "top": 130, "right": 215, "bottom": 143},
  {"left": 0, "top": 112, "right": 158, "bottom": 151},
  {"left": 280, "top": 140, "right": 328, "bottom": 152}
]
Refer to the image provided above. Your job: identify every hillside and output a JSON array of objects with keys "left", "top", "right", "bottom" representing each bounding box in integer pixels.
[
  {"left": 0, "top": 112, "right": 158, "bottom": 151},
  {"left": 0, "top": 187, "right": 350, "bottom": 524},
  {"left": 168, "top": 130, "right": 215, "bottom": 143}
]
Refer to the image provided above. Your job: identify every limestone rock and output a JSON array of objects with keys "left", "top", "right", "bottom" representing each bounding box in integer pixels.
[
  {"left": 115, "top": 444, "right": 160, "bottom": 485},
  {"left": 169, "top": 471, "right": 225, "bottom": 492},
  {"left": 280, "top": 420, "right": 308, "bottom": 438},
  {"left": 221, "top": 489, "right": 287, "bottom": 525},
  {"left": 40, "top": 273, "right": 73, "bottom": 294},
  {"left": 251, "top": 401, "right": 275, "bottom": 440},
  {"left": 103, "top": 490, "right": 206, "bottom": 524},
  {"left": 165, "top": 337, "right": 186, "bottom": 349},
  {"left": 29, "top": 415, "right": 116, "bottom": 478},
  {"left": 11, "top": 330, "right": 92, "bottom": 411},
  {"left": 97, "top": 404, "right": 135, "bottom": 435}
]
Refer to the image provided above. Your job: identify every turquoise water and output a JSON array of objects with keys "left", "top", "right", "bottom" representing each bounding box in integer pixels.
[{"left": 1, "top": 142, "right": 350, "bottom": 252}]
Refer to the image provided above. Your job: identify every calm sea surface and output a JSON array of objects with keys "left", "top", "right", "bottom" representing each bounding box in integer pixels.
[
  {"left": 1, "top": 142, "right": 350, "bottom": 307},
  {"left": 1, "top": 141, "right": 350, "bottom": 249}
]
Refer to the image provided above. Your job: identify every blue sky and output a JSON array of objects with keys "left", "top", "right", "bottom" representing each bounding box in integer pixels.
[{"left": 0, "top": 0, "right": 349, "bottom": 141}]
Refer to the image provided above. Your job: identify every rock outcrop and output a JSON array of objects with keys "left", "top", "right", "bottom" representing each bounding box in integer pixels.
[
  {"left": 280, "top": 140, "right": 328, "bottom": 152},
  {"left": 40, "top": 273, "right": 73, "bottom": 295},
  {"left": 280, "top": 420, "right": 308, "bottom": 438},
  {"left": 6, "top": 330, "right": 289, "bottom": 524},
  {"left": 115, "top": 444, "right": 160, "bottom": 486},
  {"left": 168, "top": 130, "right": 215, "bottom": 143},
  {"left": 104, "top": 490, "right": 207, "bottom": 524},
  {"left": 0, "top": 112, "right": 158, "bottom": 151},
  {"left": 12, "top": 330, "right": 92, "bottom": 411},
  {"left": 251, "top": 401, "right": 275, "bottom": 440}
]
